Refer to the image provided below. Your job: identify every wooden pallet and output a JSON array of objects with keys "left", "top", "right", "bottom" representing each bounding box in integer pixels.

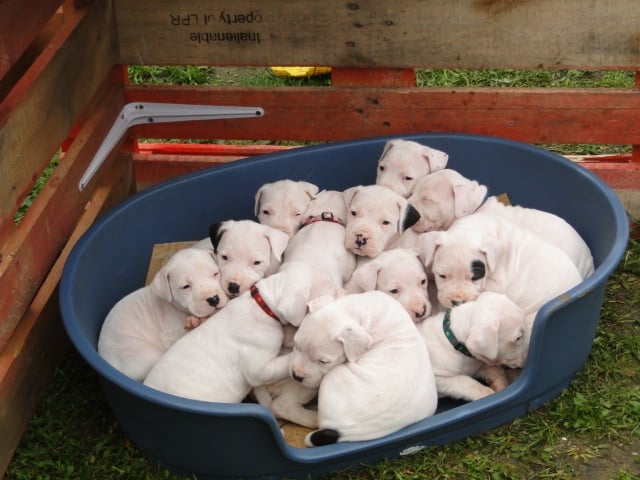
[{"left": 1, "top": 0, "right": 639, "bottom": 473}]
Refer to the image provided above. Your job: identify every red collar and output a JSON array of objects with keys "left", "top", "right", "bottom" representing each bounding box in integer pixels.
[
  {"left": 250, "top": 284, "right": 280, "bottom": 321},
  {"left": 299, "top": 211, "right": 345, "bottom": 229}
]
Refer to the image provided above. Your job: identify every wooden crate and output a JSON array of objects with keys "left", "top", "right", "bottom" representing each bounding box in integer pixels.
[{"left": 1, "top": 0, "right": 639, "bottom": 473}]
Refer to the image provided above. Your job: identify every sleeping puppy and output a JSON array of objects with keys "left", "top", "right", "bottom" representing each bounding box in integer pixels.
[
  {"left": 343, "top": 184, "right": 421, "bottom": 258},
  {"left": 345, "top": 247, "right": 432, "bottom": 322},
  {"left": 416, "top": 211, "right": 583, "bottom": 356},
  {"left": 408, "top": 168, "right": 594, "bottom": 278},
  {"left": 254, "top": 179, "right": 320, "bottom": 237},
  {"left": 375, "top": 139, "right": 449, "bottom": 197},
  {"left": 408, "top": 168, "right": 488, "bottom": 232},
  {"left": 206, "top": 219, "right": 290, "bottom": 297},
  {"left": 98, "top": 247, "right": 228, "bottom": 382},
  {"left": 289, "top": 290, "right": 438, "bottom": 446},
  {"left": 144, "top": 261, "right": 336, "bottom": 403},
  {"left": 417, "top": 291, "right": 528, "bottom": 402}
]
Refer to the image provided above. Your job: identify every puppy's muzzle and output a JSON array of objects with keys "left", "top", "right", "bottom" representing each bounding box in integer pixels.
[{"left": 206, "top": 295, "right": 221, "bottom": 307}]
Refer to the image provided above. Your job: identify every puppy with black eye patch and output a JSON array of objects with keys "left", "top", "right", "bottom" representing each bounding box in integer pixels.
[
  {"left": 195, "top": 219, "right": 289, "bottom": 298},
  {"left": 342, "top": 184, "right": 421, "bottom": 259},
  {"left": 416, "top": 211, "right": 583, "bottom": 361}
]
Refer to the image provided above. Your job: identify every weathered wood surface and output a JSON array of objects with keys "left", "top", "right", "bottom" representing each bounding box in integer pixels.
[
  {"left": 0, "top": 0, "right": 120, "bottom": 240},
  {"left": 0, "top": 152, "right": 133, "bottom": 474},
  {"left": 0, "top": 0, "right": 62, "bottom": 78},
  {"left": 0, "top": 81, "right": 127, "bottom": 352},
  {"left": 115, "top": 0, "right": 640, "bottom": 69},
  {"left": 126, "top": 85, "right": 640, "bottom": 145}
]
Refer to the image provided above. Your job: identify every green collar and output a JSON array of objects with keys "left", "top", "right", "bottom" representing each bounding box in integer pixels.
[{"left": 442, "top": 309, "right": 475, "bottom": 358}]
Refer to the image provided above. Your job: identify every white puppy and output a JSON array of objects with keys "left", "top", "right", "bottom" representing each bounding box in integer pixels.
[
  {"left": 207, "top": 219, "right": 289, "bottom": 297},
  {"left": 408, "top": 169, "right": 594, "bottom": 278},
  {"left": 253, "top": 189, "right": 356, "bottom": 428},
  {"left": 254, "top": 179, "right": 320, "bottom": 237},
  {"left": 98, "top": 247, "right": 228, "bottom": 381},
  {"left": 416, "top": 212, "right": 583, "bottom": 354},
  {"left": 375, "top": 139, "right": 449, "bottom": 197},
  {"left": 289, "top": 291, "right": 438, "bottom": 446},
  {"left": 478, "top": 196, "right": 595, "bottom": 278},
  {"left": 345, "top": 248, "right": 431, "bottom": 322},
  {"left": 144, "top": 261, "right": 336, "bottom": 403},
  {"left": 343, "top": 184, "right": 421, "bottom": 258},
  {"left": 417, "top": 291, "right": 528, "bottom": 402},
  {"left": 408, "top": 168, "right": 488, "bottom": 232},
  {"left": 282, "top": 189, "right": 357, "bottom": 286}
]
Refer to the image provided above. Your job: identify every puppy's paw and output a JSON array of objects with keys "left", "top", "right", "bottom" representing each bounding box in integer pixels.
[
  {"left": 184, "top": 315, "right": 203, "bottom": 330},
  {"left": 305, "top": 428, "right": 340, "bottom": 447}
]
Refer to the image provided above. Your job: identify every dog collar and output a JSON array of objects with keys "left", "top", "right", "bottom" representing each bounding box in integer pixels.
[
  {"left": 442, "top": 309, "right": 475, "bottom": 358},
  {"left": 299, "top": 211, "right": 345, "bottom": 229},
  {"left": 250, "top": 284, "right": 280, "bottom": 321}
]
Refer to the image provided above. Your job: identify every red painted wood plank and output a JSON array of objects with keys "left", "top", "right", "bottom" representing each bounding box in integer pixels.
[
  {"left": 126, "top": 85, "right": 640, "bottom": 146},
  {"left": 331, "top": 68, "right": 416, "bottom": 87}
]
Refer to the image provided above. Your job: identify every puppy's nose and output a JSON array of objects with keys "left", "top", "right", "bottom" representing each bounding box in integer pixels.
[
  {"left": 207, "top": 295, "right": 220, "bottom": 307},
  {"left": 355, "top": 233, "right": 367, "bottom": 247},
  {"left": 227, "top": 282, "right": 240, "bottom": 295},
  {"left": 415, "top": 304, "right": 427, "bottom": 319},
  {"left": 451, "top": 299, "right": 465, "bottom": 307},
  {"left": 291, "top": 371, "right": 304, "bottom": 383}
]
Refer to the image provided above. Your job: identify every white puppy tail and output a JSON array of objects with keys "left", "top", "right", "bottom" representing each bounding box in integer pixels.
[{"left": 305, "top": 428, "right": 341, "bottom": 447}]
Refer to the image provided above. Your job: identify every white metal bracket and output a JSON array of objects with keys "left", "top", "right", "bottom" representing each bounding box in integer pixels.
[{"left": 78, "top": 102, "right": 265, "bottom": 191}]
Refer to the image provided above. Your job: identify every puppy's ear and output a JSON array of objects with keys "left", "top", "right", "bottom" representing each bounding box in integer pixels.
[
  {"left": 479, "top": 236, "right": 504, "bottom": 274},
  {"left": 378, "top": 139, "right": 399, "bottom": 160},
  {"left": 342, "top": 185, "right": 362, "bottom": 207},
  {"left": 300, "top": 181, "right": 320, "bottom": 199},
  {"left": 209, "top": 221, "right": 227, "bottom": 254},
  {"left": 336, "top": 324, "right": 373, "bottom": 363},
  {"left": 264, "top": 225, "right": 290, "bottom": 261},
  {"left": 399, "top": 202, "right": 421, "bottom": 233},
  {"left": 453, "top": 181, "right": 488, "bottom": 218},
  {"left": 423, "top": 146, "right": 449, "bottom": 173},
  {"left": 465, "top": 319, "right": 499, "bottom": 363},
  {"left": 254, "top": 183, "right": 270, "bottom": 217},
  {"left": 149, "top": 265, "right": 173, "bottom": 302},
  {"left": 350, "top": 259, "right": 382, "bottom": 292},
  {"left": 416, "top": 231, "right": 445, "bottom": 268}
]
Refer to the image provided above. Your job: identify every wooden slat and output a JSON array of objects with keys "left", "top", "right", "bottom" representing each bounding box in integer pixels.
[
  {"left": 126, "top": 85, "right": 640, "bottom": 145},
  {"left": 0, "top": 0, "right": 62, "bottom": 77},
  {"left": 114, "top": 0, "right": 640, "bottom": 69},
  {"left": 0, "top": 84, "right": 128, "bottom": 352},
  {"left": 0, "top": 0, "right": 119, "bottom": 239},
  {"left": 0, "top": 152, "right": 133, "bottom": 475}
]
